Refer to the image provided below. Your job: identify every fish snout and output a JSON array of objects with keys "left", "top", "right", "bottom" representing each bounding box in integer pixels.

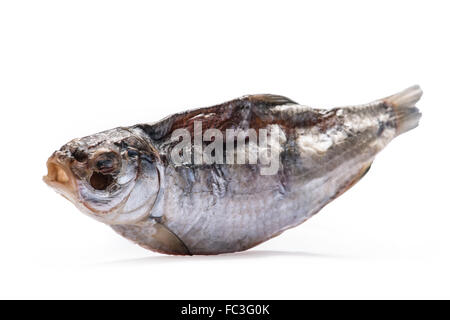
[{"left": 43, "top": 152, "right": 77, "bottom": 193}]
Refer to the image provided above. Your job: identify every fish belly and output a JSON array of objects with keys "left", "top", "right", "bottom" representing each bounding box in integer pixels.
[{"left": 163, "top": 152, "right": 373, "bottom": 254}]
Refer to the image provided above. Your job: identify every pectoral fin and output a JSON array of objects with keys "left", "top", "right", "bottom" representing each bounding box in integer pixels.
[
  {"left": 111, "top": 220, "right": 191, "bottom": 255},
  {"left": 152, "top": 222, "right": 192, "bottom": 255}
]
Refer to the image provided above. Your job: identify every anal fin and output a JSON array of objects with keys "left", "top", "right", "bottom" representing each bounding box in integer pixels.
[{"left": 332, "top": 162, "right": 373, "bottom": 201}]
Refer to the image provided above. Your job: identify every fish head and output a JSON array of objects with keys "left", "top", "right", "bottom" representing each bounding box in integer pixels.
[{"left": 44, "top": 128, "right": 162, "bottom": 224}]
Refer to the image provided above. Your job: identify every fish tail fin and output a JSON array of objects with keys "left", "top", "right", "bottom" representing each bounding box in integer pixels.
[{"left": 384, "top": 85, "right": 423, "bottom": 136}]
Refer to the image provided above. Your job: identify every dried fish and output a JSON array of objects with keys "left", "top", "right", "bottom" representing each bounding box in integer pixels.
[{"left": 44, "top": 86, "right": 422, "bottom": 255}]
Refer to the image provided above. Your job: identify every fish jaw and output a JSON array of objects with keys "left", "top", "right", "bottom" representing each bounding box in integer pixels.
[
  {"left": 43, "top": 153, "right": 118, "bottom": 223},
  {"left": 43, "top": 152, "right": 80, "bottom": 204}
]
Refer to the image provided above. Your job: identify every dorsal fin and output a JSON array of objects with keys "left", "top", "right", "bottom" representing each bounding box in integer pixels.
[
  {"left": 245, "top": 94, "right": 297, "bottom": 106},
  {"left": 133, "top": 94, "right": 298, "bottom": 143}
]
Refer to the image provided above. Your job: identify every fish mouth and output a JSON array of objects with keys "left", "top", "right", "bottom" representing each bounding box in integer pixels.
[{"left": 43, "top": 154, "right": 78, "bottom": 199}]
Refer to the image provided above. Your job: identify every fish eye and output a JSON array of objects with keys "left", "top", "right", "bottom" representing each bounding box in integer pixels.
[
  {"left": 127, "top": 149, "right": 139, "bottom": 158},
  {"left": 93, "top": 152, "right": 120, "bottom": 174},
  {"left": 96, "top": 159, "right": 113, "bottom": 170},
  {"left": 87, "top": 151, "right": 120, "bottom": 190}
]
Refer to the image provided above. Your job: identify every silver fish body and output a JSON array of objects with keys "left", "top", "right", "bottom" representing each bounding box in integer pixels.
[{"left": 44, "top": 86, "right": 422, "bottom": 255}]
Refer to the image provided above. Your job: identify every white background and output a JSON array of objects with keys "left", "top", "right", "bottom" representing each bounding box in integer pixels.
[{"left": 0, "top": 1, "right": 449, "bottom": 299}]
